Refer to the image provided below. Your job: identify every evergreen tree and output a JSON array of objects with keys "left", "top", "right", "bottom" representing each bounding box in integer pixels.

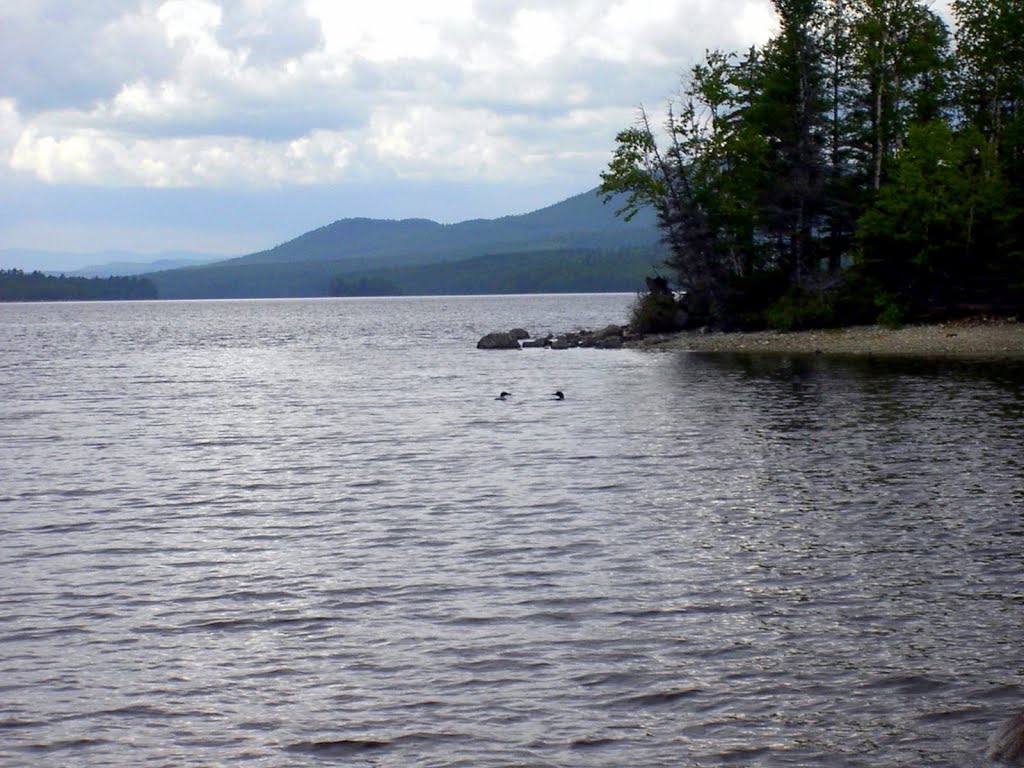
[
  {"left": 601, "top": 0, "right": 1022, "bottom": 326},
  {"left": 749, "top": 0, "right": 828, "bottom": 289}
]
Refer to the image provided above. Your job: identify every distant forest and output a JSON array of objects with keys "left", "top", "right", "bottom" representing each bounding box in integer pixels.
[
  {"left": 601, "top": 0, "right": 1024, "bottom": 330},
  {"left": 329, "top": 247, "right": 661, "bottom": 297},
  {"left": 0, "top": 269, "right": 158, "bottom": 302}
]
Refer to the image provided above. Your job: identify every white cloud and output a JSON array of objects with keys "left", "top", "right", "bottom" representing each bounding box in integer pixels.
[
  {"left": 510, "top": 9, "right": 565, "bottom": 66},
  {"left": 733, "top": 1, "right": 779, "bottom": 47},
  {"left": 111, "top": 79, "right": 192, "bottom": 120},
  {"left": 157, "top": 0, "right": 223, "bottom": 49},
  {"left": 219, "top": 0, "right": 323, "bottom": 65},
  {"left": 10, "top": 125, "right": 354, "bottom": 187},
  {"left": 305, "top": 0, "right": 474, "bottom": 62},
  {"left": 1, "top": 0, "right": 790, "bottom": 190},
  {"left": 367, "top": 105, "right": 526, "bottom": 181}
]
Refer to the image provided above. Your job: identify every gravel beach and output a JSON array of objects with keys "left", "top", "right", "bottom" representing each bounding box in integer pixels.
[{"left": 635, "top": 318, "right": 1024, "bottom": 359}]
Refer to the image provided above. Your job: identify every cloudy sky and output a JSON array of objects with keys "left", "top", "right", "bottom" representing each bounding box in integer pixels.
[{"left": 0, "top": 0, "right": 920, "bottom": 262}]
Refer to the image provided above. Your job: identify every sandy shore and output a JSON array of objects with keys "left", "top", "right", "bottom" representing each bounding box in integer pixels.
[{"left": 632, "top": 318, "right": 1024, "bottom": 360}]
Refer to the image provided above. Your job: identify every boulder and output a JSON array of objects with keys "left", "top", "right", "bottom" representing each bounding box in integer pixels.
[
  {"left": 476, "top": 332, "right": 521, "bottom": 350},
  {"left": 594, "top": 324, "right": 623, "bottom": 339}
]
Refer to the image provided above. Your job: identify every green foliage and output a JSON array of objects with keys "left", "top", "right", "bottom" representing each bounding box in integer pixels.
[
  {"left": 0, "top": 269, "right": 158, "bottom": 301},
  {"left": 953, "top": 0, "right": 1024, "bottom": 163},
  {"left": 329, "top": 275, "right": 403, "bottom": 296},
  {"left": 875, "top": 296, "right": 908, "bottom": 328},
  {"left": 599, "top": 127, "right": 668, "bottom": 223},
  {"left": 326, "top": 247, "right": 661, "bottom": 298},
  {"left": 829, "top": 269, "right": 887, "bottom": 325},
  {"left": 602, "top": 0, "right": 1023, "bottom": 328},
  {"left": 629, "top": 291, "right": 682, "bottom": 334},
  {"left": 720, "top": 269, "right": 791, "bottom": 330},
  {"left": 856, "top": 121, "right": 1011, "bottom": 312},
  {"left": 766, "top": 289, "right": 837, "bottom": 331}
]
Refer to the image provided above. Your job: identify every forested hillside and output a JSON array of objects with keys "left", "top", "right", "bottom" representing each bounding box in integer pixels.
[
  {"left": 233, "top": 189, "right": 660, "bottom": 266},
  {"left": 601, "top": 0, "right": 1024, "bottom": 330},
  {"left": 329, "top": 247, "right": 661, "bottom": 297},
  {"left": 147, "top": 189, "right": 662, "bottom": 298}
]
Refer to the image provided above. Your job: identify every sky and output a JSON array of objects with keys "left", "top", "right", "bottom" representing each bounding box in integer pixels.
[{"left": 0, "top": 0, "right": 948, "bottom": 265}]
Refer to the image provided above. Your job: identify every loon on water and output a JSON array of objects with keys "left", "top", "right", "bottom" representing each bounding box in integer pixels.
[
  {"left": 988, "top": 709, "right": 1024, "bottom": 765},
  {"left": 496, "top": 391, "right": 511, "bottom": 400},
  {"left": 553, "top": 391, "right": 565, "bottom": 400}
]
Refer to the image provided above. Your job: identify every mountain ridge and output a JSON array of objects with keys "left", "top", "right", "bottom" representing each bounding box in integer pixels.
[
  {"left": 0, "top": 249, "right": 228, "bottom": 275},
  {"left": 147, "top": 188, "right": 663, "bottom": 299},
  {"left": 220, "top": 188, "right": 657, "bottom": 267}
]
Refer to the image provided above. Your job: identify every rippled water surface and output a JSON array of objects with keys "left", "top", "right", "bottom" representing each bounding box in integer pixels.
[{"left": 1, "top": 295, "right": 1023, "bottom": 767}]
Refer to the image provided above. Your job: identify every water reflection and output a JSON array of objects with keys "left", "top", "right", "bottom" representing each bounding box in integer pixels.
[{"left": 652, "top": 351, "right": 1024, "bottom": 764}]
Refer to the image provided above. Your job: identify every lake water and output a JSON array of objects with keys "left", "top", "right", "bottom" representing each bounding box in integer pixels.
[{"left": 1, "top": 294, "right": 1022, "bottom": 767}]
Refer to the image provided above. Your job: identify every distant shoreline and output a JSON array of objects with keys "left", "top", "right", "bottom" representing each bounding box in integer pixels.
[{"left": 629, "top": 318, "right": 1024, "bottom": 360}]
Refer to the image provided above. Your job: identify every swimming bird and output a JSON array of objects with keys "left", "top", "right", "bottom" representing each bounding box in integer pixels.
[
  {"left": 496, "top": 391, "right": 511, "bottom": 400},
  {"left": 552, "top": 390, "right": 564, "bottom": 400},
  {"left": 988, "top": 709, "right": 1024, "bottom": 765}
]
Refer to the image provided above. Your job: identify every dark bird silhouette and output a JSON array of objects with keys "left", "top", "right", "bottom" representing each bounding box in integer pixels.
[
  {"left": 988, "top": 710, "right": 1024, "bottom": 765},
  {"left": 552, "top": 390, "right": 564, "bottom": 400},
  {"left": 496, "top": 391, "right": 511, "bottom": 400}
]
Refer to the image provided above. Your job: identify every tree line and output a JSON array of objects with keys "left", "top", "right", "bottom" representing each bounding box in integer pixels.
[
  {"left": 329, "top": 247, "right": 660, "bottom": 297},
  {"left": 600, "top": 0, "right": 1023, "bottom": 330},
  {"left": 0, "top": 269, "right": 158, "bottom": 301}
]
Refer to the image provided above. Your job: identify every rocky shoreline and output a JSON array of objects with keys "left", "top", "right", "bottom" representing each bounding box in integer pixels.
[
  {"left": 643, "top": 318, "right": 1024, "bottom": 359},
  {"left": 479, "top": 318, "right": 1024, "bottom": 359}
]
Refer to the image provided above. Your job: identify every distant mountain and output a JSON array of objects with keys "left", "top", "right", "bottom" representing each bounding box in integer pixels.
[
  {"left": 69, "top": 254, "right": 225, "bottom": 277},
  {"left": 0, "top": 248, "right": 228, "bottom": 275},
  {"left": 229, "top": 188, "right": 659, "bottom": 266},
  {"left": 148, "top": 189, "right": 663, "bottom": 299}
]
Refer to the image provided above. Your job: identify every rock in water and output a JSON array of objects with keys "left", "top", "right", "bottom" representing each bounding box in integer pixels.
[
  {"left": 476, "top": 332, "right": 521, "bottom": 350},
  {"left": 594, "top": 324, "right": 623, "bottom": 340}
]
